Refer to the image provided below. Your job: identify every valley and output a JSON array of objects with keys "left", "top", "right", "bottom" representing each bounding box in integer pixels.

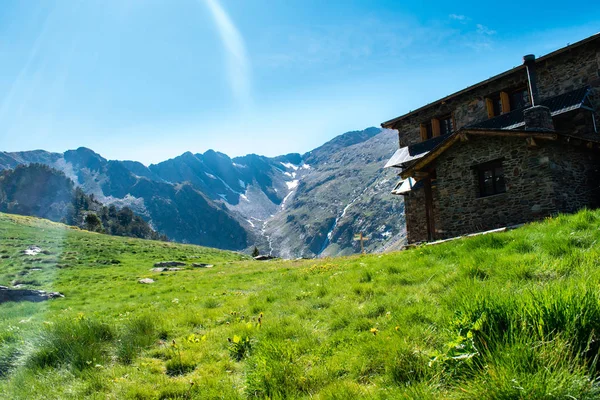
[{"left": 0, "top": 127, "right": 405, "bottom": 257}]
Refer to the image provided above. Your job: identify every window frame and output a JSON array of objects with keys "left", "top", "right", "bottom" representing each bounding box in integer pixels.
[
  {"left": 486, "top": 86, "right": 530, "bottom": 118},
  {"left": 474, "top": 158, "right": 506, "bottom": 198},
  {"left": 420, "top": 113, "right": 455, "bottom": 142},
  {"left": 438, "top": 114, "right": 455, "bottom": 136}
]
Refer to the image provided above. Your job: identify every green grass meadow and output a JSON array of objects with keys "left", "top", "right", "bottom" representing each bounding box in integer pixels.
[{"left": 2, "top": 210, "right": 600, "bottom": 398}]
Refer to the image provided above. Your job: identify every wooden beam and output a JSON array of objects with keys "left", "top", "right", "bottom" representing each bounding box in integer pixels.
[
  {"left": 486, "top": 98, "right": 494, "bottom": 118},
  {"left": 413, "top": 171, "right": 430, "bottom": 179},
  {"left": 459, "top": 132, "right": 469, "bottom": 142},
  {"left": 401, "top": 134, "right": 461, "bottom": 179},
  {"left": 500, "top": 91, "right": 511, "bottom": 114},
  {"left": 464, "top": 130, "right": 558, "bottom": 140},
  {"left": 420, "top": 124, "right": 428, "bottom": 141},
  {"left": 431, "top": 118, "right": 440, "bottom": 137}
]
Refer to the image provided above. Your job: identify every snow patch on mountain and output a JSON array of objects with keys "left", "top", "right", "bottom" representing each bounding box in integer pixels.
[
  {"left": 280, "top": 162, "right": 299, "bottom": 170},
  {"left": 286, "top": 180, "right": 299, "bottom": 190}
]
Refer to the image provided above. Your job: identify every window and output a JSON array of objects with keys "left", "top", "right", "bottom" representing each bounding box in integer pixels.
[
  {"left": 509, "top": 88, "right": 529, "bottom": 110},
  {"left": 486, "top": 87, "right": 530, "bottom": 118},
  {"left": 475, "top": 159, "right": 506, "bottom": 197},
  {"left": 439, "top": 115, "right": 454, "bottom": 136},
  {"left": 420, "top": 121, "right": 433, "bottom": 140},
  {"left": 486, "top": 92, "right": 509, "bottom": 117},
  {"left": 492, "top": 97, "right": 502, "bottom": 117},
  {"left": 420, "top": 114, "right": 455, "bottom": 141}
]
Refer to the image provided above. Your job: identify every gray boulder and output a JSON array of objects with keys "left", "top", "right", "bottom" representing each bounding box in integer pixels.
[{"left": 0, "top": 286, "right": 63, "bottom": 303}]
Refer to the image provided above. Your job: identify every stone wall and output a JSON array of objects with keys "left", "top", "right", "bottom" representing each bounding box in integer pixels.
[
  {"left": 536, "top": 41, "right": 600, "bottom": 98},
  {"left": 549, "top": 141, "right": 600, "bottom": 213},
  {"left": 433, "top": 135, "right": 558, "bottom": 239},
  {"left": 395, "top": 70, "right": 528, "bottom": 147},
  {"left": 403, "top": 184, "right": 440, "bottom": 243},
  {"left": 404, "top": 188, "right": 428, "bottom": 243}
]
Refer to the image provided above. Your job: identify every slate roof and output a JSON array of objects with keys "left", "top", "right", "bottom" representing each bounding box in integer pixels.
[
  {"left": 385, "top": 134, "right": 451, "bottom": 169},
  {"left": 407, "top": 134, "right": 450, "bottom": 156},
  {"left": 469, "top": 86, "right": 593, "bottom": 130}
]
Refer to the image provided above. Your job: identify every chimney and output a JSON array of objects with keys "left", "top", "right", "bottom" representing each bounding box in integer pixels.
[
  {"left": 523, "top": 54, "right": 539, "bottom": 106},
  {"left": 522, "top": 54, "right": 554, "bottom": 131},
  {"left": 524, "top": 106, "right": 554, "bottom": 131}
]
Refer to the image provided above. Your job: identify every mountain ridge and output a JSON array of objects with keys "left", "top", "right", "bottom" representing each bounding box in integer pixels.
[{"left": 0, "top": 127, "right": 405, "bottom": 256}]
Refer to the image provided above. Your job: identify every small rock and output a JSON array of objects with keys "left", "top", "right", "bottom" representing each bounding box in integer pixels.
[
  {"left": 192, "top": 263, "right": 214, "bottom": 268},
  {"left": 138, "top": 278, "right": 155, "bottom": 284},
  {"left": 153, "top": 261, "right": 186, "bottom": 267},
  {"left": 150, "top": 267, "right": 184, "bottom": 272},
  {"left": 23, "top": 246, "right": 42, "bottom": 256}
]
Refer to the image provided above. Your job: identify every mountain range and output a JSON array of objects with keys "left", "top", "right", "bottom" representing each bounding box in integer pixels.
[{"left": 0, "top": 127, "right": 406, "bottom": 257}]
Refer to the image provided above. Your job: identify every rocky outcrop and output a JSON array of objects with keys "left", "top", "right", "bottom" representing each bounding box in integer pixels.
[
  {"left": 0, "top": 286, "right": 64, "bottom": 303},
  {"left": 192, "top": 263, "right": 214, "bottom": 268},
  {"left": 153, "top": 261, "right": 186, "bottom": 267}
]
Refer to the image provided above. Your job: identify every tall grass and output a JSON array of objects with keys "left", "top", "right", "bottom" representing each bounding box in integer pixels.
[
  {"left": 116, "top": 314, "right": 157, "bottom": 364},
  {"left": 27, "top": 316, "right": 114, "bottom": 372},
  {"left": 3, "top": 210, "right": 600, "bottom": 398}
]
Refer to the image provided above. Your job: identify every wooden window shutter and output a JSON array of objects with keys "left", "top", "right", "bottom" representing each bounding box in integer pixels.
[
  {"left": 452, "top": 113, "right": 457, "bottom": 132},
  {"left": 431, "top": 118, "right": 440, "bottom": 137},
  {"left": 500, "top": 91, "right": 510, "bottom": 114},
  {"left": 486, "top": 98, "right": 494, "bottom": 118},
  {"left": 420, "top": 124, "right": 427, "bottom": 141}
]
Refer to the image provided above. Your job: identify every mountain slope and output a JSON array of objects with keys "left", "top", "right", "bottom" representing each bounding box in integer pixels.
[
  {"left": 0, "top": 149, "right": 247, "bottom": 250},
  {"left": 263, "top": 128, "right": 405, "bottom": 258},
  {"left": 0, "top": 127, "right": 405, "bottom": 255},
  {"left": 0, "top": 164, "right": 163, "bottom": 240}
]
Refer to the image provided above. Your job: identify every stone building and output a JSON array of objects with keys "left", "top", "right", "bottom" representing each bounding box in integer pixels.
[{"left": 382, "top": 32, "right": 600, "bottom": 244}]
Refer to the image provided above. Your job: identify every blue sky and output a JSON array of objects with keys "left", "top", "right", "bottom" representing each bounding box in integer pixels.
[{"left": 0, "top": 0, "right": 598, "bottom": 164}]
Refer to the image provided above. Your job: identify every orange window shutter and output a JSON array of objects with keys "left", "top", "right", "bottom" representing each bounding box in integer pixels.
[
  {"left": 486, "top": 98, "right": 494, "bottom": 118},
  {"left": 500, "top": 91, "right": 510, "bottom": 113},
  {"left": 420, "top": 124, "right": 427, "bottom": 141},
  {"left": 431, "top": 118, "right": 440, "bottom": 137}
]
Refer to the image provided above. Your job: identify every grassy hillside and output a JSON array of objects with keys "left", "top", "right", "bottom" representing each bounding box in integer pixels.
[{"left": 2, "top": 210, "right": 600, "bottom": 398}]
